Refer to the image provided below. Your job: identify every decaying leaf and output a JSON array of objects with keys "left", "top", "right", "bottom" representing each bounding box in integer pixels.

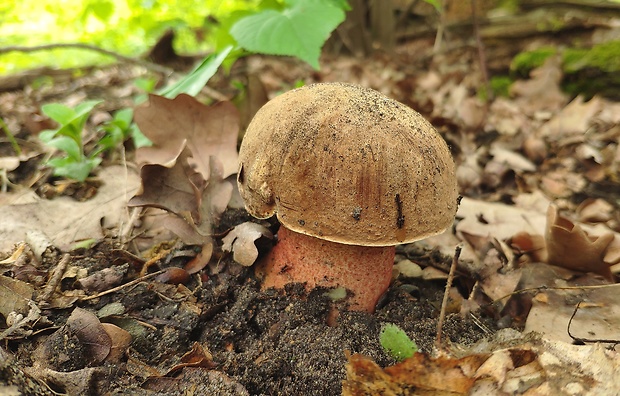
[
  {"left": 545, "top": 205, "right": 613, "bottom": 280},
  {"left": 510, "top": 55, "right": 567, "bottom": 115},
  {"left": 343, "top": 352, "right": 488, "bottom": 395},
  {"left": 133, "top": 94, "right": 239, "bottom": 179},
  {"left": 65, "top": 307, "right": 112, "bottom": 365},
  {"left": 221, "top": 222, "right": 273, "bottom": 266},
  {"left": 130, "top": 94, "right": 239, "bottom": 248},
  {"left": 0, "top": 165, "right": 140, "bottom": 251}
]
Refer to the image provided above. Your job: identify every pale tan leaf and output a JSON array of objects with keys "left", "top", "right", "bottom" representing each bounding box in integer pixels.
[
  {"left": 222, "top": 222, "right": 273, "bottom": 266},
  {"left": 545, "top": 205, "right": 613, "bottom": 279}
]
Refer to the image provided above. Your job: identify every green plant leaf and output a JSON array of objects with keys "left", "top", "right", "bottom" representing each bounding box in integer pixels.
[
  {"left": 129, "top": 125, "right": 152, "bottom": 148},
  {"left": 47, "top": 157, "right": 101, "bottom": 182},
  {"left": 379, "top": 323, "right": 417, "bottom": 362},
  {"left": 158, "top": 46, "right": 233, "bottom": 98},
  {"left": 46, "top": 136, "right": 83, "bottom": 161},
  {"left": 41, "top": 103, "right": 76, "bottom": 125},
  {"left": 230, "top": 0, "right": 346, "bottom": 69}
]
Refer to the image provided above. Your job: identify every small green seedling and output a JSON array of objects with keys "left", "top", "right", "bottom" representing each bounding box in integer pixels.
[
  {"left": 40, "top": 100, "right": 104, "bottom": 182},
  {"left": 96, "top": 108, "right": 150, "bottom": 154},
  {"left": 380, "top": 323, "right": 418, "bottom": 362}
]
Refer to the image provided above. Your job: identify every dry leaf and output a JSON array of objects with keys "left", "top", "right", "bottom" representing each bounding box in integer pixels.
[
  {"left": 134, "top": 94, "right": 239, "bottom": 179},
  {"left": 343, "top": 352, "right": 488, "bottom": 395},
  {"left": 221, "top": 222, "right": 273, "bottom": 266},
  {"left": 545, "top": 205, "right": 613, "bottom": 280},
  {"left": 101, "top": 323, "right": 132, "bottom": 363},
  {"left": 0, "top": 165, "right": 140, "bottom": 251},
  {"left": 539, "top": 95, "right": 603, "bottom": 139},
  {"left": 66, "top": 307, "right": 112, "bottom": 365},
  {"left": 510, "top": 55, "right": 567, "bottom": 115}
]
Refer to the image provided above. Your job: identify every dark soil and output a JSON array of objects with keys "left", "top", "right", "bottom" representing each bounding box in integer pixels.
[{"left": 2, "top": 207, "right": 496, "bottom": 396}]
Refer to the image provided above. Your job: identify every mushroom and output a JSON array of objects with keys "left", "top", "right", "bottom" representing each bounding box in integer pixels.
[{"left": 237, "top": 83, "right": 458, "bottom": 312}]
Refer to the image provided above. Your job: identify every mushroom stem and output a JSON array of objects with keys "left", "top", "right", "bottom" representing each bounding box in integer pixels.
[{"left": 256, "top": 226, "right": 395, "bottom": 312}]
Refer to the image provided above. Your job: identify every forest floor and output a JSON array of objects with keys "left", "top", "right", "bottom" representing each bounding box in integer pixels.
[{"left": 1, "top": 23, "right": 619, "bottom": 396}]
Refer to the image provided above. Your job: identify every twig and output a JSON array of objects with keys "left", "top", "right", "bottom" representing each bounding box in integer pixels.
[
  {"left": 490, "top": 283, "right": 620, "bottom": 306},
  {"left": 567, "top": 302, "right": 619, "bottom": 345},
  {"left": 0, "top": 43, "right": 173, "bottom": 76},
  {"left": 80, "top": 269, "right": 164, "bottom": 301},
  {"left": 38, "top": 253, "right": 71, "bottom": 303},
  {"left": 471, "top": 0, "right": 492, "bottom": 100},
  {"left": 435, "top": 245, "right": 461, "bottom": 350},
  {"left": 433, "top": 0, "right": 446, "bottom": 54}
]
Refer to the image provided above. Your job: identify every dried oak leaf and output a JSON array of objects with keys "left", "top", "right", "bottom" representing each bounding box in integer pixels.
[
  {"left": 545, "top": 205, "right": 613, "bottom": 280},
  {"left": 343, "top": 352, "right": 488, "bottom": 395},
  {"left": 133, "top": 94, "right": 239, "bottom": 179}
]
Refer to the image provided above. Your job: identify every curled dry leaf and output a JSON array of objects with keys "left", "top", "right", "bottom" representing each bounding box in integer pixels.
[
  {"left": 221, "top": 222, "right": 273, "bottom": 266},
  {"left": 545, "top": 205, "right": 613, "bottom": 280},
  {"left": 343, "top": 352, "right": 488, "bottom": 395}
]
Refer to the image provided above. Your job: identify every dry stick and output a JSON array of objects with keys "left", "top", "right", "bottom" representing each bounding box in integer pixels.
[
  {"left": 80, "top": 269, "right": 165, "bottom": 301},
  {"left": 567, "top": 302, "right": 620, "bottom": 345},
  {"left": 38, "top": 253, "right": 71, "bottom": 303},
  {"left": 433, "top": 0, "right": 446, "bottom": 54},
  {"left": 471, "top": 0, "right": 492, "bottom": 100},
  {"left": 0, "top": 43, "right": 173, "bottom": 75},
  {"left": 435, "top": 245, "right": 461, "bottom": 350},
  {"left": 490, "top": 283, "right": 620, "bottom": 306}
]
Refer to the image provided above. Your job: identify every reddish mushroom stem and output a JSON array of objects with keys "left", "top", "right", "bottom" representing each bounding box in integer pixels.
[{"left": 256, "top": 226, "right": 395, "bottom": 312}]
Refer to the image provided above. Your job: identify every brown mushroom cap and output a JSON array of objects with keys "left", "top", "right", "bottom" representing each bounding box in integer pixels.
[{"left": 237, "top": 82, "right": 458, "bottom": 246}]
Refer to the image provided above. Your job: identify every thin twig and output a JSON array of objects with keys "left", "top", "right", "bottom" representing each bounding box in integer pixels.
[
  {"left": 471, "top": 0, "right": 492, "bottom": 100},
  {"left": 490, "top": 283, "right": 620, "bottom": 306},
  {"left": 435, "top": 245, "right": 461, "bottom": 350},
  {"left": 38, "top": 253, "right": 71, "bottom": 303},
  {"left": 0, "top": 43, "right": 173, "bottom": 75},
  {"left": 567, "top": 302, "right": 620, "bottom": 345},
  {"left": 433, "top": 0, "right": 446, "bottom": 54},
  {"left": 80, "top": 269, "right": 164, "bottom": 301}
]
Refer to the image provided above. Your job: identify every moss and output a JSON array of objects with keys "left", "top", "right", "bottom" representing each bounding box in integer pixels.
[
  {"left": 490, "top": 76, "right": 513, "bottom": 98},
  {"left": 510, "top": 47, "right": 556, "bottom": 77},
  {"left": 563, "top": 40, "right": 620, "bottom": 73},
  {"left": 508, "top": 41, "right": 620, "bottom": 99}
]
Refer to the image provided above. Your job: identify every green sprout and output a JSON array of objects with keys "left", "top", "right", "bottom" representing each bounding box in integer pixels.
[
  {"left": 40, "top": 100, "right": 104, "bottom": 182},
  {"left": 380, "top": 323, "right": 418, "bottom": 362}
]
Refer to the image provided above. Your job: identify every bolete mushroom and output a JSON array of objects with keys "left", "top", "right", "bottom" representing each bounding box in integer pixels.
[{"left": 237, "top": 82, "right": 458, "bottom": 312}]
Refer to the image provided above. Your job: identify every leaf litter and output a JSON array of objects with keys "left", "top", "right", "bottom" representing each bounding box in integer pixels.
[{"left": 0, "top": 23, "right": 620, "bottom": 396}]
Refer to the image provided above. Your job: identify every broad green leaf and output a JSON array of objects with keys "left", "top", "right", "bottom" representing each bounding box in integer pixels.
[
  {"left": 112, "top": 108, "right": 134, "bottom": 130},
  {"left": 48, "top": 157, "right": 101, "bottom": 182},
  {"left": 41, "top": 103, "right": 76, "bottom": 125},
  {"left": 230, "top": 0, "right": 345, "bottom": 69},
  {"left": 46, "top": 136, "right": 82, "bottom": 161},
  {"left": 158, "top": 46, "right": 233, "bottom": 98}
]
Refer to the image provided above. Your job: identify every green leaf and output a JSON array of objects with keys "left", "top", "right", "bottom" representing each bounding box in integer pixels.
[
  {"left": 230, "top": 0, "right": 345, "bottom": 69},
  {"left": 47, "top": 157, "right": 101, "bottom": 182},
  {"left": 379, "top": 324, "right": 417, "bottom": 362},
  {"left": 41, "top": 103, "right": 76, "bottom": 125},
  {"left": 158, "top": 46, "right": 233, "bottom": 98},
  {"left": 129, "top": 125, "right": 152, "bottom": 148},
  {"left": 46, "top": 136, "right": 83, "bottom": 161}
]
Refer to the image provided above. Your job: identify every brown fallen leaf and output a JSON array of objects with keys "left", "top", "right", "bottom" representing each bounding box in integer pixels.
[
  {"left": 510, "top": 55, "right": 567, "bottom": 115},
  {"left": 0, "top": 165, "right": 140, "bottom": 251},
  {"left": 343, "top": 352, "right": 488, "bottom": 395},
  {"left": 101, "top": 323, "right": 132, "bottom": 363},
  {"left": 65, "top": 307, "right": 112, "bottom": 365},
  {"left": 133, "top": 94, "right": 239, "bottom": 179},
  {"left": 545, "top": 205, "right": 613, "bottom": 280}
]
